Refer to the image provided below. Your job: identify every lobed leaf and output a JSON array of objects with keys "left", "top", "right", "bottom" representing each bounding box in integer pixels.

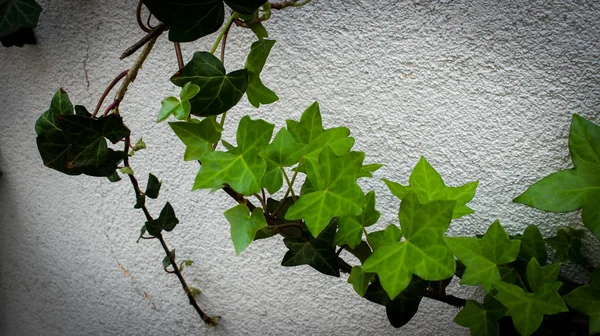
[
  {"left": 223, "top": 204, "right": 267, "bottom": 255},
  {"left": 246, "top": 39, "right": 279, "bottom": 108}
]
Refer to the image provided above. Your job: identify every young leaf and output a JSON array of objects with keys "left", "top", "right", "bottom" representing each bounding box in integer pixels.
[
  {"left": 171, "top": 52, "right": 248, "bottom": 116},
  {"left": 362, "top": 193, "right": 456, "bottom": 299},
  {"left": 525, "top": 258, "right": 561, "bottom": 292},
  {"left": 454, "top": 295, "right": 507, "bottom": 336},
  {"left": 367, "top": 224, "right": 402, "bottom": 251},
  {"left": 193, "top": 116, "right": 274, "bottom": 195},
  {"left": 514, "top": 114, "right": 600, "bottom": 239},
  {"left": 445, "top": 220, "right": 521, "bottom": 292},
  {"left": 157, "top": 83, "right": 200, "bottom": 122},
  {"left": 246, "top": 39, "right": 278, "bottom": 107},
  {"left": 0, "top": 0, "right": 42, "bottom": 38},
  {"left": 563, "top": 267, "right": 600, "bottom": 335},
  {"left": 120, "top": 167, "right": 134, "bottom": 175},
  {"left": 169, "top": 117, "right": 223, "bottom": 161},
  {"left": 285, "top": 148, "right": 365, "bottom": 238},
  {"left": 223, "top": 204, "right": 268, "bottom": 255},
  {"left": 145, "top": 202, "right": 179, "bottom": 236},
  {"left": 132, "top": 138, "right": 146, "bottom": 151},
  {"left": 358, "top": 163, "right": 384, "bottom": 178},
  {"left": 383, "top": 157, "right": 478, "bottom": 219},
  {"left": 162, "top": 249, "right": 176, "bottom": 270},
  {"left": 545, "top": 226, "right": 584, "bottom": 264},
  {"left": 143, "top": 0, "right": 224, "bottom": 42},
  {"left": 145, "top": 173, "right": 161, "bottom": 199},
  {"left": 495, "top": 280, "right": 568, "bottom": 336},
  {"left": 259, "top": 127, "right": 306, "bottom": 193},
  {"left": 334, "top": 191, "right": 380, "bottom": 248},
  {"left": 281, "top": 222, "right": 339, "bottom": 277},
  {"left": 348, "top": 266, "right": 374, "bottom": 296}
]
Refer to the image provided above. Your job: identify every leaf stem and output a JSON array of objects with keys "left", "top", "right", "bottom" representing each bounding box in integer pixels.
[
  {"left": 210, "top": 14, "right": 236, "bottom": 55},
  {"left": 91, "top": 69, "right": 129, "bottom": 118},
  {"left": 281, "top": 167, "right": 297, "bottom": 201},
  {"left": 174, "top": 42, "right": 184, "bottom": 70},
  {"left": 136, "top": 0, "right": 151, "bottom": 33}
]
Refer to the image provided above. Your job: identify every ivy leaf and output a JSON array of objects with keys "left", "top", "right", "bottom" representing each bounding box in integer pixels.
[
  {"left": 364, "top": 276, "right": 429, "bottom": 328},
  {"left": 171, "top": 52, "right": 248, "bottom": 116},
  {"left": 514, "top": 114, "right": 600, "bottom": 239},
  {"left": 383, "top": 157, "right": 478, "bottom": 219},
  {"left": 285, "top": 148, "right": 365, "bottom": 238},
  {"left": 162, "top": 249, "right": 176, "bottom": 270},
  {"left": 454, "top": 295, "right": 507, "bottom": 336},
  {"left": 157, "top": 83, "right": 200, "bottom": 122},
  {"left": 120, "top": 167, "right": 134, "bottom": 175},
  {"left": 495, "top": 280, "right": 568, "bottom": 336},
  {"left": 145, "top": 202, "right": 179, "bottom": 236},
  {"left": 0, "top": 0, "right": 42, "bottom": 38},
  {"left": 334, "top": 191, "right": 380, "bottom": 248},
  {"left": 134, "top": 194, "right": 145, "bottom": 209},
  {"left": 193, "top": 116, "right": 274, "bottom": 195},
  {"left": 223, "top": 204, "right": 267, "bottom": 255},
  {"left": 517, "top": 225, "right": 548, "bottom": 266},
  {"left": 250, "top": 22, "right": 268, "bottom": 40},
  {"left": 132, "top": 138, "right": 146, "bottom": 152},
  {"left": 259, "top": 127, "right": 306, "bottom": 193},
  {"left": 246, "top": 39, "right": 278, "bottom": 108},
  {"left": 223, "top": 0, "right": 265, "bottom": 14},
  {"left": 348, "top": 266, "right": 374, "bottom": 296},
  {"left": 145, "top": 173, "right": 161, "bottom": 199},
  {"left": 526, "top": 258, "right": 561, "bottom": 292},
  {"left": 545, "top": 226, "right": 584, "bottom": 264},
  {"left": 362, "top": 193, "right": 456, "bottom": 299},
  {"left": 35, "top": 89, "right": 73, "bottom": 139},
  {"left": 358, "top": 163, "right": 384, "bottom": 178},
  {"left": 346, "top": 241, "right": 372, "bottom": 264},
  {"left": 563, "top": 267, "right": 600, "bottom": 335},
  {"left": 169, "top": 118, "right": 222, "bottom": 161},
  {"left": 367, "top": 224, "right": 402, "bottom": 251},
  {"left": 446, "top": 220, "right": 521, "bottom": 292},
  {"left": 143, "top": 0, "right": 224, "bottom": 42},
  {"left": 107, "top": 171, "right": 121, "bottom": 183},
  {"left": 281, "top": 221, "right": 339, "bottom": 277}
]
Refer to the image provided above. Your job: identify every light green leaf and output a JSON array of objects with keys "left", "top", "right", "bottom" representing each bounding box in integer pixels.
[
  {"left": 171, "top": 52, "right": 248, "bottom": 116},
  {"left": 132, "top": 138, "right": 146, "bottom": 151},
  {"left": 514, "top": 114, "right": 600, "bottom": 239},
  {"left": 446, "top": 220, "right": 521, "bottom": 292},
  {"left": 348, "top": 266, "right": 374, "bottom": 296},
  {"left": 495, "top": 281, "right": 568, "bottom": 336},
  {"left": 526, "top": 258, "right": 561, "bottom": 292},
  {"left": 383, "top": 157, "right": 478, "bottom": 219},
  {"left": 334, "top": 191, "right": 380, "bottom": 248},
  {"left": 0, "top": 0, "right": 42, "bottom": 38},
  {"left": 362, "top": 193, "right": 456, "bottom": 299},
  {"left": 120, "top": 167, "right": 134, "bottom": 175},
  {"left": 145, "top": 202, "right": 179, "bottom": 236},
  {"left": 157, "top": 97, "right": 181, "bottom": 122},
  {"left": 145, "top": 173, "right": 161, "bottom": 199},
  {"left": 285, "top": 148, "right": 365, "bottom": 237},
  {"left": 259, "top": 127, "right": 306, "bottom": 194},
  {"left": 545, "top": 226, "right": 585, "bottom": 264},
  {"left": 223, "top": 204, "right": 268, "bottom": 255},
  {"left": 368, "top": 224, "right": 402, "bottom": 251},
  {"left": 157, "top": 83, "right": 200, "bottom": 122},
  {"left": 454, "top": 294, "right": 507, "bottom": 336},
  {"left": 193, "top": 116, "right": 274, "bottom": 195},
  {"left": 358, "top": 163, "right": 384, "bottom": 178},
  {"left": 563, "top": 267, "right": 600, "bottom": 335},
  {"left": 246, "top": 39, "right": 278, "bottom": 107},
  {"left": 169, "top": 118, "right": 222, "bottom": 161}
]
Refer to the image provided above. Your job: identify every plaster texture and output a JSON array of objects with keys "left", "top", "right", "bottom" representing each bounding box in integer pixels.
[{"left": 1, "top": 0, "right": 599, "bottom": 335}]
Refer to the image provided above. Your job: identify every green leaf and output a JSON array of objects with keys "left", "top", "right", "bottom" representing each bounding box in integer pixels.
[
  {"left": 368, "top": 224, "right": 402, "bottom": 251},
  {"left": 563, "top": 267, "right": 600, "bottom": 335},
  {"left": 348, "top": 266, "right": 374, "bottom": 296},
  {"left": 157, "top": 83, "right": 200, "bottom": 122},
  {"left": 193, "top": 116, "right": 274, "bottom": 195},
  {"left": 446, "top": 220, "right": 521, "bottom": 292},
  {"left": 0, "top": 0, "right": 42, "bottom": 38},
  {"left": 223, "top": 204, "right": 268, "bottom": 255},
  {"left": 134, "top": 194, "right": 145, "bottom": 209},
  {"left": 188, "top": 286, "right": 201, "bottom": 297},
  {"left": 157, "top": 97, "right": 181, "bottom": 122},
  {"left": 145, "top": 173, "right": 161, "bottom": 199},
  {"left": 143, "top": 0, "right": 224, "bottom": 42},
  {"left": 545, "top": 226, "right": 584, "bottom": 264},
  {"left": 281, "top": 221, "right": 339, "bottom": 277},
  {"left": 120, "top": 167, "right": 134, "bottom": 175},
  {"left": 526, "top": 258, "right": 561, "bottom": 292},
  {"left": 383, "top": 157, "right": 478, "bottom": 219},
  {"left": 454, "top": 295, "right": 507, "bottom": 336},
  {"left": 362, "top": 193, "right": 456, "bottom": 299},
  {"left": 358, "top": 163, "right": 384, "bottom": 178},
  {"left": 518, "top": 225, "right": 548, "bottom": 266},
  {"left": 137, "top": 224, "right": 147, "bottom": 243},
  {"left": 132, "top": 138, "right": 146, "bottom": 151},
  {"left": 245, "top": 39, "right": 278, "bottom": 108},
  {"left": 495, "top": 280, "right": 568, "bottom": 336},
  {"left": 224, "top": 0, "right": 265, "bottom": 14},
  {"left": 250, "top": 22, "right": 268, "bottom": 40},
  {"left": 285, "top": 148, "right": 365, "bottom": 237},
  {"left": 107, "top": 171, "right": 121, "bottom": 182},
  {"left": 162, "top": 249, "right": 175, "bottom": 270},
  {"left": 145, "top": 202, "right": 179, "bottom": 236},
  {"left": 179, "top": 259, "right": 194, "bottom": 272},
  {"left": 35, "top": 89, "right": 73, "bottom": 138},
  {"left": 345, "top": 240, "right": 372, "bottom": 264},
  {"left": 171, "top": 52, "right": 248, "bottom": 116},
  {"left": 334, "top": 191, "right": 380, "bottom": 248},
  {"left": 169, "top": 117, "right": 223, "bottom": 161},
  {"left": 259, "top": 127, "right": 306, "bottom": 193},
  {"left": 514, "top": 114, "right": 600, "bottom": 239}
]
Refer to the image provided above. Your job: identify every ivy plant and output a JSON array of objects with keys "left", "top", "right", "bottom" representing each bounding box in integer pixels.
[{"left": 22, "top": 0, "right": 600, "bottom": 334}]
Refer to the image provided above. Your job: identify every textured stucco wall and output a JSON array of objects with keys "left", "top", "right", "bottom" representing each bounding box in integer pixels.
[{"left": 1, "top": 0, "right": 599, "bottom": 335}]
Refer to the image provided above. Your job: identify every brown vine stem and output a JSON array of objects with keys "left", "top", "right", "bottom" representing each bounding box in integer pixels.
[
  {"left": 270, "top": 0, "right": 312, "bottom": 10},
  {"left": 91, "top": 69, "right": 128, "bottom": 118},
  {"left": 123, "top": 136, "right": 218, "bottom": 326},
  {"left": 120, "top": 22, "right": 165, "bottom": 60},
  {"left": 174, "top": 42, "right": 184, "bottom": 70}
]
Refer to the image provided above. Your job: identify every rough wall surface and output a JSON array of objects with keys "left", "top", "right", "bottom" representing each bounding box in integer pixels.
[{"left": 1, "top": 0, "right": 599, "bottom": 335}]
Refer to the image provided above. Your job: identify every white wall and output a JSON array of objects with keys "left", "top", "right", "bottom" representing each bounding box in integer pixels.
[{"left": 1, "top": 0, "right": 599, "bottom": 335}]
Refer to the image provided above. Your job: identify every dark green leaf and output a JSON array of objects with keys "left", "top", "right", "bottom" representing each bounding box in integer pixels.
[
  {"left": 35, "top": 89, "right": 73, "bottom": 139},
  {"left": 563, "top": 267, "right": 600, "bottom": 335},
  {"left": 134, "top": 194, "right": 145, "bottom": 209},
  {"left": 224, "top": 0, "right": 265, "bottom": 14},
  {"left": 518, "top": 225, "right": 547, "bottom": 266},
  {"left": 171, "top": 52, "right": 248, "bottom": 116},
  {"left": 137, "top": 224, "right": 147, "bottom": 243},
  {"left": 345, "top": 240, "right": 372, "bottom": 264},
  {"left": 107, "top": 171, "right": 121, "bottom": 182},
  {"left": 0, "top": 0, "right": 42, "bottom": 38},
  {"left": 145, "top": 173, "right": 161, "bottom": 199},
  {"left": 525, "top": 258, "right": 561, "bottom": 292},
  {"left": 454, "top": 295, "right": 507, "bottom": 336},
  {"left": 281, "top": 222, "right": 339, "bottom": 277},
  {"left": 514, "top": 114, "right": 600, "bottom": 239},
  {"left": 545, "top": 226, "right": 584, "bottom": 264},
  {"left": 246, "top": 39, "right": 278, "bottom": 107},
  {"left": 162, "top": 249, "right": 175, "bottom": 270},
  {"left": 74, "top": 105, "right": 92, "bottom": 117},
  {"left": 146, "top": 202, "right": 179, "bottom": 236}
]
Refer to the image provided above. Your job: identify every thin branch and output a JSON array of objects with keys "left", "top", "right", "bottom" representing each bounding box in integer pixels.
[
  {"left": 174, "top": 42, "right": 184, "bottom": 70},
  {"left": 136, "top": 0, "right": 151, "bottom": 33},
  {"left": 91, "top": 70, "right": 128, "bottom": 118},
  {"left": 271, "top": 0, "right": 312, "bottom": 10},
  {"left": 120, "top": 23, "right": 165, "bottom": 60}
]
